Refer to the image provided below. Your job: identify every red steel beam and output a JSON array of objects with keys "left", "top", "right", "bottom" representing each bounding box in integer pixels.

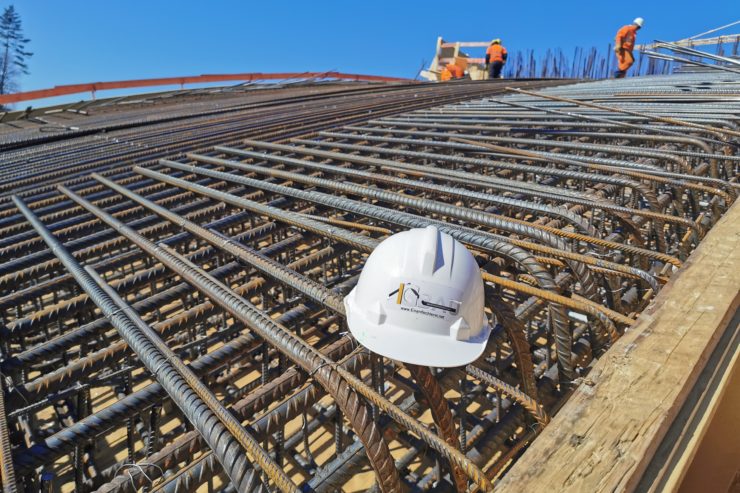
[{"left": 0, "top": 71, "right": 413, "bottom": 105}]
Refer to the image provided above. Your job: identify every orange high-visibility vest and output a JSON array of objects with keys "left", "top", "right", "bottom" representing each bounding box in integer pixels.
[
  {"left": 615, "top": 24, "right": 638, "bottom": 51},
  {"left": 486, "top": 44, "right": 507, "bottom": 63},
  {"left": 446, "top": 63, "right": 464, "bottom": 79}
]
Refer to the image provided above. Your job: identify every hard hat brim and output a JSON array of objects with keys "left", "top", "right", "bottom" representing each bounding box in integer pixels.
[{"left": 344, "top": 289, "right": 491, "bottom": 367}]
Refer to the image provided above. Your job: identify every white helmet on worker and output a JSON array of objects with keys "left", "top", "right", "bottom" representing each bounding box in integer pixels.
[
  {"left": 344, "top": 225, "right": 491, "bottom": 367},
  {"left": 633, "top": 17, "right": 644, "bottom": 28}
]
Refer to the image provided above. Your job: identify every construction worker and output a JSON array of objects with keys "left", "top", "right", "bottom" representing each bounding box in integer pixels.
[
  {"left": 446, "top": 61, "right": 465, "bottom": 79},
  {"left": 485, "top": 39, "right": 508, "bottom": 79},
  {"left": 614, "top": 17, "right": 644, "bottom": 78},
  {"left": 439, "top": 61, "right": 463, "bottom": 81},
  {"left": 344, "top": 226, "right": 492, "bottom": 367}
]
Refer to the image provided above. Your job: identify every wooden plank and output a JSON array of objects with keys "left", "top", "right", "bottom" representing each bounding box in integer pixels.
[
  {"left": 440, "top": 57, "right": 485, "bottom": 64},
  {"left": 669, "top": 333, "right": 739, "bottom": 492},
  {"left": 441, "top": 42, "right": 490, "bottom": 48},
  {"left": 496, "top": 201, "right": 740, "bottom": 493}
]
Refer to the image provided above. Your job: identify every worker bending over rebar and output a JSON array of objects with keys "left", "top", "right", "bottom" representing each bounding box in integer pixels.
[{"left": 441, "top": 61, "right": 464, "bottom": 81}]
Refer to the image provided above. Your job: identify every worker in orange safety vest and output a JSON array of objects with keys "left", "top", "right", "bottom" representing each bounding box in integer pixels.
[
  {"left": 485, "top": 39, "right": 508, "bottom": 79},
  {"left": 439, "top": 60, "right": 464, "bottom": 81},
  {"left": 614, "top": 17, "right": 643, "bottom": 78},
  {"left": 446, "top": 62, "right": 464, "bottom": 79}
]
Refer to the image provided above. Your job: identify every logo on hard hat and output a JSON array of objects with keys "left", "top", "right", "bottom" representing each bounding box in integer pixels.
[{"left": 388, "top": 282, "right": 460, "bottom": 318}]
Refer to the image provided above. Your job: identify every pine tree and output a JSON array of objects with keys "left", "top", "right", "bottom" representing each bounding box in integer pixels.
[{"left": 0, "top": 5, "right": 32, "bottom": 96}]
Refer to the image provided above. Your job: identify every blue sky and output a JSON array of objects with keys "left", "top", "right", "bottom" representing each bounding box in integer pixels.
[{"left": 3, "top": 1, "right": 738, "bottom": 104}]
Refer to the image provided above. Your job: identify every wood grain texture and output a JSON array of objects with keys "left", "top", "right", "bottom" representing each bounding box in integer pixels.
[{"left": 496, "top": 201, "right": 740, "bottom": 493}]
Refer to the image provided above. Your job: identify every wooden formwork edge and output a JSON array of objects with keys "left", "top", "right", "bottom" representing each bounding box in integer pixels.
[{"left": 495, "top": 201, "right": 740, "bottom": 493}]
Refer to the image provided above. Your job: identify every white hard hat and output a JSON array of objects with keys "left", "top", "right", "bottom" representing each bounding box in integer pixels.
[
  {"left": 344, "top": 226, "right": 491, "bottom": 367},
  {"left": 633, "top": 17, "right": 644, "bottom": 27}
]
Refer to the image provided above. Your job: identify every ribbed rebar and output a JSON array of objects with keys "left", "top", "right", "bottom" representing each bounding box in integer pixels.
[
  {"left": 1, "top": 73, "right": 736, "bottom": 493},
  {"left": 197, "top": 148, "right": 679, "bottom": 266},
  {"left": 96, "top": 171, "right": 493, "bottom": 493},
  {"left": 59, "top": 182, "right": 498, "bottom": 491},
  {"left": 0, "top": 378, "right": 17, "bottom": 493},
  {"left": 56, "top": 184, "right": 406, "bottom": 493},
  {"left": 83, "top": 265, "right": 298, "bottom": 493},
  {"left": 11, "top": 195, "right": 268, "bottom": 493},
  {"left": 138, "top": 162, "right": 580, "bottom": 380}
]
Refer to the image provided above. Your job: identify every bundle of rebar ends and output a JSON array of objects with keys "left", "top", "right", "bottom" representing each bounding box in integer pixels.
[{"left": 0, "top": 72, "right": 738, "bottom": 493}]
